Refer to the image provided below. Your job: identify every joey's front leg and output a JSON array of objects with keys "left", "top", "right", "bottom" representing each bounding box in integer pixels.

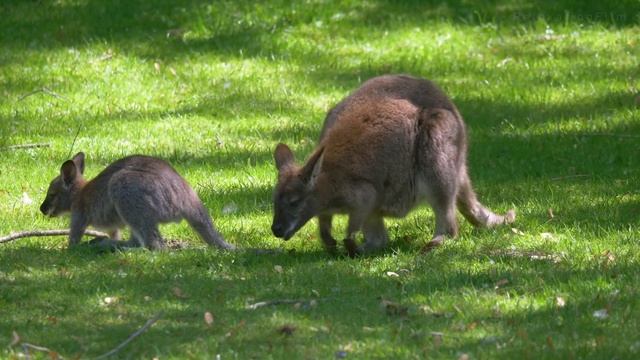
[
  {"left": 68, "top": 213, "right": 88, "bottom": 248},
  {"left": 109, "top": 229, "right": 122, "bottom": 241},
  {"left": 318, "top": 214, "right": 337, "bottom": 254}
]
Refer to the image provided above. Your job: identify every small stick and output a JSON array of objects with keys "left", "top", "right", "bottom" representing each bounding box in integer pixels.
[
  {"left": 579, "top": 133, "right": 640, "bottom": 139},
  {"left": 22, "top": 342, "right": 58, "bottom": 353},
  {"left": 22, "top": 342, "right": 63, "bottom": 360},
  {"left": 0, "top": 229, "right": 108, "bottom": 244},
  {"left": 17, "top": 87, "right": 65, "bottom": 102},
  {"left": 66, "top": 125, "right": 82, "bottom": 159},
  {"left": 1, "top": 143, "right": 51, "bottom": 151},
  {"left": 94, "top": 313, "right": 162, "bottom": 360},
  {"left": 550, "top": 174, "right": 590, "bottom": 181},
  {"left": 246, "top": 299, "right": 318, "bottom": 310}
]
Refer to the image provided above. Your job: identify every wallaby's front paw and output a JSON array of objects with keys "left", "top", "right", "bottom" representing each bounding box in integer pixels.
[
  {"left": 420, "top": 236, "right": 445, "bottom": 254},
  {"left": 343, "top": 238, "right": 359, "bottom": 258},
  {"left": 323, "top": 242, "right": 339, "bottom": 256},
  {"left": 504, "top": 209, "right": 516, "bottom": 224},
  {"left": 87, "top": 236, "right": 120, "bottom": 252}
]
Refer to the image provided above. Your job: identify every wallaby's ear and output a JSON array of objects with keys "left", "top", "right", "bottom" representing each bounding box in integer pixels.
[
  {"left": 274, "top": 143, "right": 295, "bottom": 171},
  {"left": 60, "top": 160, "right": 78, "bottom": 186},
  {"left": 300, "top": 147, "right": 325, "bottom": 186},
  {"left": 71, "top": 152, "right": 85, "bottom": 175}
]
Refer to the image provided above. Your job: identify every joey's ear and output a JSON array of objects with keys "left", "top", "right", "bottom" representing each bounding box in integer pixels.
[
  {"left": 60, "top": 160, "right": 78, "bottom": 186},
  {"left": 71, "top": 152, "right": 85, "bottom": 174},
  {"left": 300, "top": 147, "right": 325, "bottom": 186},
  {"left": 274, "top": 143, "right": 295, "bottom": 171}
]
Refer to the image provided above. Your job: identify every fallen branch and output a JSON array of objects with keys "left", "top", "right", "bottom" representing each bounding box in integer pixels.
[
  {"left": 246, "top": 298, "right": 320, "bottom": 310},
  {"left": 0, "top": 229, "right": 108, "bottom": 244},
  {"left": 94, "top": 313, "right": 162, "bottom": 360},
  {"left": 1, "top": 143, "right": 51, "bottom": 151}
]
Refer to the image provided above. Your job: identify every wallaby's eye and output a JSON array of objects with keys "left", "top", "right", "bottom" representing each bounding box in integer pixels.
[{"left": 288, "top": 197, "right": 301, "bottom": 206}]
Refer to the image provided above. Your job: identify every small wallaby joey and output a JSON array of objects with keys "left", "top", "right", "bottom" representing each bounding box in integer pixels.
[
  {"left": 271, "top": 74, "right": 515, "bottom": 256},
  {"left": 40, "top": 152, "right": 235, "bottom": 251}
]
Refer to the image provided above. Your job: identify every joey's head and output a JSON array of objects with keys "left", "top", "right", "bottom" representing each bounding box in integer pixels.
[
  {"left": 271, "top": 143, "right": 324, "bottom": 240},
  {"left": 40, "top": 152, "right": 86, "bottom": 217}
]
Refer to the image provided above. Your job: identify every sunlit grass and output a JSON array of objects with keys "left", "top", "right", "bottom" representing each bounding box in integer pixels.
[{"left": 0, "top": 0, "right": 639, "bottom": 358}]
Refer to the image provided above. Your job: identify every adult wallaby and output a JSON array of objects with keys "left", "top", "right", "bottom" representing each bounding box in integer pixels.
[
  {"left": 271, "top": 74, "right": 515, "bottom": 256},
  {"left": 40, "top": 152, "right": 235, "bottom": 251}
]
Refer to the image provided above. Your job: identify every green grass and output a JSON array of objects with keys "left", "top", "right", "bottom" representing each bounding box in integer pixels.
[{"left": 1, "top": 0, "right": 639, "bottom": 358}]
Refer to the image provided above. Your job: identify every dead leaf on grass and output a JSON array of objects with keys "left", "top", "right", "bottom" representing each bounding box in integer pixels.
[
  {"left": 204, "top": 311, "right": 214, "bottom": 327},
  {"left": 380, "top": 299, "right": 408, "bottom": 316},
  {"left": 10, "top": 331, "right": 20, "bottom": 346},
  {"left": 172, "top": 287, "right": 188, "bottom": 299},
  {"left": 224, "top": 320, "right": 246, "bottom": 338},
  {"left": 101, "top": 296, "right": 119, "bottom": 306},
  {"left": 593, "top": 309, "right": 609, "bottom": 320},
  {"left": 277, "top": 324, "right": 296, "bottom": 336},
  {"left": 600, "top": 250, "right": 616, "bottom": 266},
  {"left": 495, "top": 278, "right": 509, "bottom": 289},
  {"left": 335, "top": 350, "right": 348, "bottom": 359},
  {"left": 166, "top": 28, "right": 185, "bottom": 39},
  {"left": 21, "top": 192, "right": 33, "bottom": 205},
  {"left": 431, "top": 332, "right": 443, "bottom": 348},
  {"left": 547, "top": 335, "right": 555, "bottom": 351}
]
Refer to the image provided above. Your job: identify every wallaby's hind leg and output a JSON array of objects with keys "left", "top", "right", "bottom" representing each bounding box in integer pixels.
[
  {"left": 359, "top": 215, "right": 389, "bottom": 254},
  {"left": 422, "top": 196, "right": 458, "bottom": 253},
  {"left": 420, "top": 163, "right": 459, "bottom": 253},
  {"left": 318, "top": 214, "right": 337, "bottom": 254},
  {"left": 128, "top": 225, "right": 164, "bottom": 250},
  {"left": 88, "top": 235, "right": 141, "bottom": 251},
  {"left": 185, "top": 203, "right": 235, "bottom": 250},
  {"left": 456, "top": 169, "right": 516, "bottom": 228}
]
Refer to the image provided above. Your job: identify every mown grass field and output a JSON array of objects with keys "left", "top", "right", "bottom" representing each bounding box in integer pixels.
[{"left": 1, "top": 0, "right": 639, "bottom": 358}]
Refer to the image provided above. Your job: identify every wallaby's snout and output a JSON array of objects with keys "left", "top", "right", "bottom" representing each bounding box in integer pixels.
[
  {"left": 40, "top": 199, "right": 51, "bottom": 215},
  {"left": 271, "top": 222, "right": 286, "bottom": 239},
  {"left": 271, "top": 208, "right": 296, "bottom": 240},
  {"left": 39, "top": 200, "right": 50, "bottom": 216}
]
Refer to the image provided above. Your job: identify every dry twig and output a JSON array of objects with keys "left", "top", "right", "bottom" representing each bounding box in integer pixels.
[
  {"left": 1, "top": 143, "right": 51, "bottom": 151},
  {"left": 0, "top": 229, "right": 108, "bottom": 244},
  {"left": 246, "top": 299, "right": 319, "bottom": 310},
  {"left": 94, "top": 313, "right": 162, "bottom": 360},
  {"left": 550, "top": 174, "right": 590, "bottom": 181},
  {"left": 21, "top": 342, "right": 62, "bottom": 360},
  {"left": 17, "top": 87, "right": 65, "bottom": 102}
]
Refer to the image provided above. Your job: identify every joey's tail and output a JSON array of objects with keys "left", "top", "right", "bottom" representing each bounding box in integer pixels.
[
  {"left": 186, "top": 203, "right": 236, "bottom": 250},
  {"left": 456, "top": 168, "right": 516, "bottom": 228}
]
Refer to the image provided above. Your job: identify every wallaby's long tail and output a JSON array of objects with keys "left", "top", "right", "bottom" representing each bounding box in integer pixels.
[
  {"left": 187, "top": 204, "right": 236, "bottom": 250},
  {"left": 456, "top": 168, "right": 516, "bottom": 228}
]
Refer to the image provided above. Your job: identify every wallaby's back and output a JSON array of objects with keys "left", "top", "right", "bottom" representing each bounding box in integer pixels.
[{"left": 320, "top": 74, "right": 460, "bottom": 140}]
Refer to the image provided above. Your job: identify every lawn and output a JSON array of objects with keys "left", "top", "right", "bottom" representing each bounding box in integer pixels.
[{"left": 1, "top": 0, "right": 639, "bottom": 358}]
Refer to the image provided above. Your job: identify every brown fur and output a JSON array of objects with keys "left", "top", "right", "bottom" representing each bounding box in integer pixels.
[
  {"left": 272, "top": 74, "right": 515, "bottom": 255},
  {"left": 40, "top": 152, "right": 235, "bottom": 251}
]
